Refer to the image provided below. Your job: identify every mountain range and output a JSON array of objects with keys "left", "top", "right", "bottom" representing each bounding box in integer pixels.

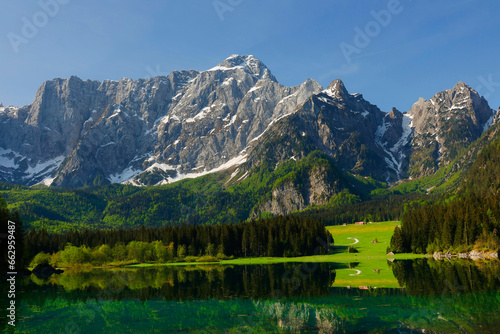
[{"left": 0, "top": 55, "right": 498, "bottom": 215}]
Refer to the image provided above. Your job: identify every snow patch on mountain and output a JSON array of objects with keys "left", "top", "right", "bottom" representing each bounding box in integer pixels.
[
  {"left": 0, "top": 149, "right": 65, "bottom": 185},
  {"left": 0, "top": 148, "right": 23, "bottom": 169},
  {"left": 249, "top": 111, "right": 297, "bottom": 144},
  {"left": 322, "top": 82, "right": 342, "bottom": 99},
  {"left": 186, "top": 106, "right": 212, "bottom": 123},
  {"left": 375, "top": 113, "right": 413, "bottom": 179},
  {"left": 128, "top": 154, "right": 248, "bottom": 186},
  {"left": 247, "top": 85, "right": 262, "bottom": 94},
  {"left": 109, "top": 166, "right": 143, "bottom": 184},
  {"left": 483, "top": 112, "right": 496, "bottom": 132},
  {"left": 392, "top": 114, "right": 413, "bottom": 155},
  {"left": 37, "top": 177, "right": 56, "bottom": 187},
  {"left": 25, "top": 156, "right": 65, "bottom": 180},
  {"left": 277, "top": 93, "right": 298, "bottom": 105},
  {"left": 25, "top": 156, "right": 66, "bottom": 186}
]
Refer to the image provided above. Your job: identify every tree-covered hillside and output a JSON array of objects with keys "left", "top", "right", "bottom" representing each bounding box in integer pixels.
[
  {"left": 0, "top": 151, "right": 386, "bottom": 233},
  {"left": 390, "top": 134, "right": 500, "bottom": 254}
]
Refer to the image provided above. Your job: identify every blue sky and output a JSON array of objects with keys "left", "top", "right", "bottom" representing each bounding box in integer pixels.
[{"left": 1, "top": 0, "right": 499, "bottom": 112}]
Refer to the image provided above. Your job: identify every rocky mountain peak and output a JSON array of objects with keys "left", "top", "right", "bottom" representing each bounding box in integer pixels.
[
  {"left": 68, "top": 75, "right": 82, "bottom": 83},
  {"left": 406, "top": 81, "right": 495, "bottom": 177},
  {"left": 208, "top": 54, "right": 277, "bottom": 82},
  {"left": 411, "top": 97, "right": 427, "bottom": 107},
  {"left": 323, "top": 79, "right": 349, "bottom": 99},
  {"left": 453, "top": 81, "right": 472, "bottom": 91},
  {"left": 434, "top": 81, "right": 480, "bottom": 103},
  {"left": 388, "top": 107, "right": 403, "bottom": 119},
  {"left": 0, "top": 56, "right": 497, "bottom": 190}
]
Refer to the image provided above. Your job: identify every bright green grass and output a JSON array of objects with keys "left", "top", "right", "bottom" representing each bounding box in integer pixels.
[
  {"left": 324, "top": 221, "right": 420, "bottom": 288},
  {"left": 327, "top": 221, "right": 400, "bottom": 253}
]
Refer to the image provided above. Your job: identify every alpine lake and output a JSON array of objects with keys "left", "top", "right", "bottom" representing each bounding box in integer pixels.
[{"left": 3, "top": 222, "right": 500, "bottom": 333}]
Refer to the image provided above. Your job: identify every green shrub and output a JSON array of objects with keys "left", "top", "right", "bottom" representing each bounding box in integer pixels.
[
  {"left": 348, "top": 246, "right": 359, "bottom": 253},
  {"left": 30, "top": 252, "right": 51, "bottom": 267}
]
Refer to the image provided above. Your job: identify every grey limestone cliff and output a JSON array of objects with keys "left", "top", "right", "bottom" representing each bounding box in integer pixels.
[
  {"left": 0, "top": 57, "right": 497, "bottom": 191},
  {"left": 0, "top": 55, "right": 322, "bottom": 187}
]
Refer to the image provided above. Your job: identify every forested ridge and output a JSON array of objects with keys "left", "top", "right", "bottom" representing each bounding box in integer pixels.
[
  {"left": 0, "top": 151, "right": 389, "bottom": 233},
  {"left": 390, "top": 194, "right": 500, "bottom": 253},
  {"left": 390, "top": 136, "right": 500, "bottom": 254},
  {"left": 25, "top": 216, "right": 333, "bottom": 266}
]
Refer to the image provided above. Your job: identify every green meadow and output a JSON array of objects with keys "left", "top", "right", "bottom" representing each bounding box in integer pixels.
[{"left": 326, "top": 221, "right": 422, "bottom": 288}]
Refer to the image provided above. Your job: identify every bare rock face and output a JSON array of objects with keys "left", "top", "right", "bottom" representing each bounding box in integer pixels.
[
  {"left": 0, "top": 56, "right": 497, "bottom": 190},
  {"left": 494, "top": 107, "right": 500, "bottom": 125},
  {"left": 0, "top": 55, "right": 322, "bottom": 187},
  {"left": 0, "top": 71, "right": 198, "bottom": 186},
  {"left": 374, "top": 107, "right": 413, "bottom": 180},
  {"left": 256, "top": 165, "right": 345, "bottom": 216},
  {"left": 260, "top": 182, "right": 307, "bottom": 215},
  {"left": 245, "top": 79, "right": 400, "bottom": 183},
  {"left": 406, "top": 82, "right": 495, "bottom": 177}
]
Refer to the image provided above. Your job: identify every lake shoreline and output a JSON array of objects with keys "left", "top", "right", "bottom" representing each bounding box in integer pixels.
[
  {"left": 30, "top": 252, "right": 424, "bottom": 270},
  {"left": 34, "top": 219, "right": 499, "bottom": 270}
]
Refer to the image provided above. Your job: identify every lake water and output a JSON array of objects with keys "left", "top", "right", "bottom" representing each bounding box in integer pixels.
[{"left": 2, "top": 259, "right": 500, "bottom": 333}]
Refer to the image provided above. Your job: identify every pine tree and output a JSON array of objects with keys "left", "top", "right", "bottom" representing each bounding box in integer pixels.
[
  {"left": 205, "top": 243, "right": 215, "bottom": 257},
  {"left": 267, "top": 228, "right": 275, "bottom": 257},
  {"left": 391, "top": 226, "right": 405, "bottom": 253},
  {"left": 242, "top": 228, "right": 249, "bottom": 257}
]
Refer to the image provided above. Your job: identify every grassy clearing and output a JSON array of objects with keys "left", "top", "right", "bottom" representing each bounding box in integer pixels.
[
  {"left": 327, "top": 221, "right": 400, "bottom": 253},
  {"left": 325, "top": 221, "right": 422, "bottom": 288}
]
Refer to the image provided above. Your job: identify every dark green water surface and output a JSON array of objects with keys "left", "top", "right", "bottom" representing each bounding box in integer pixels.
[{"left": 2, "top": 259, "right": 500, "bottom": 333}]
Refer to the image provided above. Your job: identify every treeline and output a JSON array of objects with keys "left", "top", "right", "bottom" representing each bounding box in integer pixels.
[
  {"left": 390, "top": 135, "right": 500, "bottom": 254},
  {"left": 390, "top": 194, "right": 500, "bottom": 254},
  {"left": 295, "top": 193, "right": 424, "bottom": 226},
  {"left": 31, "top": 241, "right": 178, "bottom": 267},
  {"left": 26, "top": 216, "right": 333, "bottom": 264}
]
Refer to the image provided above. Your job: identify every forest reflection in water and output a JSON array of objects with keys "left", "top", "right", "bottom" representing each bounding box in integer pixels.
[
  {"left": 4, "top": 259, "right": 500, "bottom": 333},
  {"left": 23, "top": 262, "right": 337, "bottom": 302}
]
